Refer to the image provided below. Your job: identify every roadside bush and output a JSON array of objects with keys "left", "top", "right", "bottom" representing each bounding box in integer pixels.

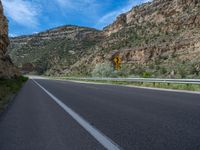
[
  {"left": 177, "top": 66, "right": 187, "bottom": 78},
  {"left": 132, "top": 66, "right": 145, "bottom": 75},
  {"left": 0, "top": 76, "right": 28, "bottom": 112},
  {"left": 142, "top": 72, "right": 152, "bottom": 78},
  {"left": 160, "top": 67, "right": 168, "bottom": 74},
  {"left": 115, "top": 65, "right": 130, "bottom": 77},
  {"left": 92, "top": 63, "right": 115, "bottom": 77},
  {"left": 189, "top": 64, "right": 199, "bottom": 75}
]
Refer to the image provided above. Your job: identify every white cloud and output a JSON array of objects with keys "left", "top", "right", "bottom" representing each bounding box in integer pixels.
[
  {"left": 56, "top": 0, "right": 97, "bottom": 7},
  {"left": 2, "top": 0, "right": 40, "bottom": 28},
  {"left": 9, "top": 33, "right": 18, "bottom": 37},
  {"left": 96, "top": 0, "right": 153, "bottom": 29},
  {"left": 55, "top": 0, "right": 100, "bottom": 16},
  {"left": 96, "top": 1, "right": 134, "bottom": 28},
  {"left": 143, "top": 0, "right": 153, "bottom": 3}
]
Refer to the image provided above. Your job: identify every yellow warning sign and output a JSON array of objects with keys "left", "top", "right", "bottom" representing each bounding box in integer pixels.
[{"left": 113, "top": 55, "right": 122, "bottom": 70}]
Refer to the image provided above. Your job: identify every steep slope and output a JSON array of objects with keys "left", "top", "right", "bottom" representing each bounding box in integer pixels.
[
  {"left": 8, "top": 0, "right": 200, "bottom": 78},
  {"left": 0, "top": 1, "right": 19, "bottom": 78},
  {"left": 71, "top": 0, "right": 200, "bottom": 78},
  {"left": 9, "top": 26, "right": 103, "bottom": 75}
]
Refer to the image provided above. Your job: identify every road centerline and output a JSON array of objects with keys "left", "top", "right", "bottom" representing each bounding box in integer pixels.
[{"left": 32, "top": 79, "right": 122, "bottom": 150}]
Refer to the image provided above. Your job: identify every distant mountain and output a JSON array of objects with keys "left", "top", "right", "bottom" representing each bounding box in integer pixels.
[
  {"left": 8, "top": 0, "right": 200, "bottom": 78},
  {"left": 0, "top": 1, "right": 19, "bottom": 78},
  {"left": 9, "top": 26, "right": 103, "bottom": 76}
]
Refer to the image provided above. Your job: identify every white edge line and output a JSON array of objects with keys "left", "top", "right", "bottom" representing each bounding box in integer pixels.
[{"left": 32, "top": 79, "right": 122, "bottom": 150}]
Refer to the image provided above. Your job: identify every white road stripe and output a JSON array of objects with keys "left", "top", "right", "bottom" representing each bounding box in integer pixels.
[{"left": 32, "top": 79, "right": 122, "bottom": 150}]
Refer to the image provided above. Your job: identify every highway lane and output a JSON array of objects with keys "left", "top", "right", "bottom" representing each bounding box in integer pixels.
[
  {"left": 0, "top": 80, "right": 104, "bottom": 150},
  {"left": 0, "top": 79, "right": 200, "bottom": 150}
]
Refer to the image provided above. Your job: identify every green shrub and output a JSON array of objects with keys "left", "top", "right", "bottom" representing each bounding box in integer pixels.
[
  {"left": 189, "top": 64, "right": 199, "bottom": 75},
  {"left": 17, "top": 76, "right": 29, "bottom": 82},
  {"left": 142, "top": 72, "right": 152, "bottom": 78},
  {"left": 115, "top": 65, "right": 130, "bottom": 77},
  {"left": 177, "top": 66, "right": 187, "bottom": 78},
  {"left": 92, "top": 63, "right": 115, "bottom": 77},
  {"left": 160, "top": 67, "right": 168, "bottom": 74},
  {"left": 132, "top": 66, "right": 145, "bottom": 75},
  {"left": 0, "top": 76, "right": 28, "bottom": 112}
]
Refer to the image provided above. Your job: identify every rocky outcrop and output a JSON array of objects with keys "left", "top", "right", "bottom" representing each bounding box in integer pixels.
[
  {"left": 0, "top": 1, "right": 19, "bottom": 78},
  {"left": 7, "top": 0, "right": 200, "bottom": 77},
  {"left": 8, "top": 25, "right": 103, "bottom": 75},
  {"left": 69, "top": 0, "right": 200, "bottom": 77},
  {"left": 104, "top": 0, "right": 200, "bottom": 36},
  {"left": 10, "top": 26, "right": 102, "bottom": 46},
  {"left": 100, "top": 0, "right": 200, "bottom": 62},
  {"left": 103, "top": 14, "right": 127, "bottom": 36}
]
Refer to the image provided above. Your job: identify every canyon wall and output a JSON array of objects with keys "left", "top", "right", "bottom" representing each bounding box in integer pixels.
[
  {"left": 0, "top": 1, "right": 19, "bottom": 78},
  {"left": 8, "top": 0, "right": 200, "bottom": 77}
]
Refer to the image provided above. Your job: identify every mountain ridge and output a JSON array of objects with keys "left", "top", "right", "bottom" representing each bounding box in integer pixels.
[{"left": 8, "top": 0, "right": 200, "bottom": 78}]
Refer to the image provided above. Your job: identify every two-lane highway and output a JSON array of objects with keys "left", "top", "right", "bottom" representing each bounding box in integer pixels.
[{"left": 0, "top": 79, "right": 200, "bottom": 150}]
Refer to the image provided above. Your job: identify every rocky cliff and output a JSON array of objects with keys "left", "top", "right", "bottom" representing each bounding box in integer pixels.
[
  {"left": 9, "top": 25, "right": 103, "bottom": 75},
  {"left": 8, "top": 0, "right": 200, "bottom": 78},
  {"left": 71, "top": 0, "right": 200, "bottom": 78},
  {"left": 104, "top": 0, "right": 200, "bottom": 35},
  {"left": 0, "top": 1, "right": 19, "bottom": 78}
]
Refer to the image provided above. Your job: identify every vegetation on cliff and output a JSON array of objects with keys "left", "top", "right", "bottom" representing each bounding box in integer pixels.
[{"left": 8, "top": 0, "right": 200, "bottom": 78}]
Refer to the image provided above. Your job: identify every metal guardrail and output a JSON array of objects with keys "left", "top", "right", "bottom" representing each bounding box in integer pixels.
[{"left": 64, "top": 77, "right": 200, "bottom": 85}]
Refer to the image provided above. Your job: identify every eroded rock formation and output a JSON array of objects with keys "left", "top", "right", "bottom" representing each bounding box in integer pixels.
[
  {"left": 0, "top": 1, "right": 19, "bottom": 78},
  {"left": 7, "top": 0, "right": 200, "bottom": 77}
]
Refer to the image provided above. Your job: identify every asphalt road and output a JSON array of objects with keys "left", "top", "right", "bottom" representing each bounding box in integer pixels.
[{"left": 0, "top": 79, "right": 200, "bottom": 150}]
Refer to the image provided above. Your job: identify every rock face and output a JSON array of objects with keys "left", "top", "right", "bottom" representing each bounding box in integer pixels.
[
  {"left": 104, "top": 0, "right": 200, "bottom": 35},
  {"left": 9, "top": 25, "right": 103, "bottom": 75},
  {"left": 0, "top": 1, "right": 19, "bottom": 78},
  {"left": 69, "top": 0, "right": 200, "bottom": 77},
  {"left": 8, "top": 0, "right": 200, "bottom": 77}
]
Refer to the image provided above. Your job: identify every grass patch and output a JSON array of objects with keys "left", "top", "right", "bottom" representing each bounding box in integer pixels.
[
  {"left": 112, "top": 81, "right": 200, "bottom": 92},
  {"left": 0, "top": 76, "right": 28, "bottom": 113}
]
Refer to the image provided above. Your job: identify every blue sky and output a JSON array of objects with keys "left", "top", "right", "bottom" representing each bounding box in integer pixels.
[{"left": 2, "top": 0, "right": 151, "bottom": 37}]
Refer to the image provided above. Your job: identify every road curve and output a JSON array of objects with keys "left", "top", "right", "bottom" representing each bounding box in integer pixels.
[{"left": 0, "top": 79, "right": 200, "bottom": 150}]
